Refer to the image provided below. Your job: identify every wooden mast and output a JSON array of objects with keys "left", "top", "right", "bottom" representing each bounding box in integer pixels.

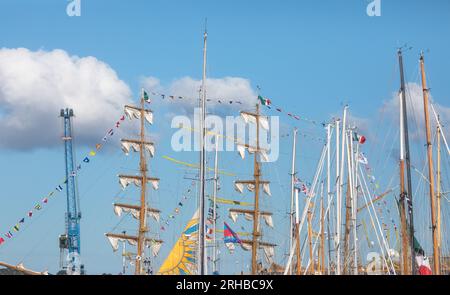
[
  {"left": 398, "top": 49, "right": 414, "bottom": 274},
  {"left": 136, "top": 89, "right": 147, "bottom": 275},
  {"left": 232, "top": 102, "right": 275, "bottom": 274},
  {"left": 106, "top": 90, "right": 161, "bottom": 275},
  {"left": 320, "top": 194, "right": 325, "bottom": 275},
  {"left": 251, "top": 103, "right": 261, "bottom": 274},
  {"left": 436, "top": 122, "right": 442, "bottom": 263},
  {"left": 419, "top": 53, "right": 440, "bottom": 274},
  {"left": 307, "top": 202, "right": 314, "bottom": 274}
]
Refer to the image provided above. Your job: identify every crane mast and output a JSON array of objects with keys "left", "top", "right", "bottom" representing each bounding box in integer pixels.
[{"left": 60, "top": 108, "right": 83, "bottom": 275}]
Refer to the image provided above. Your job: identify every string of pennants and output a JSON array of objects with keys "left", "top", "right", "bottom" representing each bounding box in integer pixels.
[
  {"left": 159, "top": 181, "right": 196, "bottom": 232},
  {"left": 358, "top": 152, "right": 398, "bottom": 246},
  {"left": 146, "top": 90, "right": 319, "bottom": 126},
  {"left": 0, "top": 113, "right": 127, "bottom": 247}
]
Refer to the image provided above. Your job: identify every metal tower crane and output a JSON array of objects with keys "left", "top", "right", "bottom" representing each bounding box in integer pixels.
[{"left": 59, "top": 108, "right": 84, "bottom": 275}]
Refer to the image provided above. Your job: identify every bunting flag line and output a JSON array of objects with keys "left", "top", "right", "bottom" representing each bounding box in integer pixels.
[
  {"left": 159, "top": 181, "right": 196, "bottom": 231},
  {"left": 0, "top": 111, "right": 127, "bottom": 247},
  {"left": 147, "top": 90, "right": 319, "bottom": 126},
  {"left": 359, "top": 153, "right": 401, "bottom": 248}
]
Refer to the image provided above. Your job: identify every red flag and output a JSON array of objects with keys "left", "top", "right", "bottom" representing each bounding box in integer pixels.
[{"left": 359, "top": 135, "right": 366, "bottom": 144}]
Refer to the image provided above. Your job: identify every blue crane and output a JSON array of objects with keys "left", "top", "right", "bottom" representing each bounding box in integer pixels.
[{"left": 59, "top": 108, "right": 84, "bottom": 275}]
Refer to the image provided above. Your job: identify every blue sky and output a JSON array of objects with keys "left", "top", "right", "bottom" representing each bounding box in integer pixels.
[{"left": 0, "top": 0, "right": 449, "bottom": 274}]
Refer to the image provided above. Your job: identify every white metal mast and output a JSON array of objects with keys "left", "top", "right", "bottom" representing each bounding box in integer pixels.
[
  {"left": 326, "top": 123, "right": 332, "bottom": 275},
  {"left": 198, "top": 26, "right": 208, "bottom": 275},
  {"left": 212, "top": 135, "right": 219, "bottom": 274},
  {"left": 335, "top": 118, "right": 341, "bottom": 275},
  {"left": 351, "top": 132, "right": 360, "bottom": 275},
  {"left": 289, "top": 128, "right": 298, "bottom": 274}
]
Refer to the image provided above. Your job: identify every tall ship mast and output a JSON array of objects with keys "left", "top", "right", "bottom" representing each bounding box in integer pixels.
[
  {"left": 419, "top": 52, "right": 440, "bottom": 274},
  {"left": 231, "top": 102, "right": 276, "bottom": 274},
  {"left": 397, "top": 49, "right": 416, "bottom": 275},
  {"left": 105, "top": 89, "right": 163, "bottom": 275}
]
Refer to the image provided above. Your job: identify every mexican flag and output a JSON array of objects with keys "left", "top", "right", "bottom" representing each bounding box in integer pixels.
[
  {"left": 353, "top": 131, "right": 366, "bottom": 144},
  {"left": 258, "top": 95, "right": 271, "bottom": 106}
]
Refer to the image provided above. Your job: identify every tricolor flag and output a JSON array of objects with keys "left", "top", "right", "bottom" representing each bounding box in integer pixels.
[
  {"left": 56, "top": 185, "right": 63, "bottom": 192},
  {"left": 224, "top": 222, "right": 242, "bottom": 253},
  {"left": 353, "top": 131, "right": 366, "bottom": 144},
  {"left": 258, "top": 95, "right": 271, "bottom": 106}
]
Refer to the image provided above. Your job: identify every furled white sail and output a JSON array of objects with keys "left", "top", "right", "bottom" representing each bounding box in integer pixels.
[
  {"left": 113, "top": 204, "right": 160, "bottom": 222},
  {"left": 121, "top": 140, "right": 155, "bottom": 157},
  {"left": 237, "top": 144, "right": 246, "bottom": 159},
  {"left": 234, "top": 182, "right": 244, "bottom": 193},
  {"left": 118, "top": 176, "right": 159, "bottom": 190},
  {"left": 119, "top": 176, "right": 141, "bottom": 189},
  {"left": 106, "top": 236, "right": 138, "bottom": 252},
  {"left": 124, "top": 106, "right": 153, "bottom": 124},
  {"left": 263, "top": 183, "right": 272, "bottom": 196},
  {"left": 146, "top": 240, "right": 163, "bottom": 257},
  {"left": 241, "top": 241, "right": 252, "bottom": 251},
  {"left": 229, "top": 210, "right": 239, "bottom": 223}
]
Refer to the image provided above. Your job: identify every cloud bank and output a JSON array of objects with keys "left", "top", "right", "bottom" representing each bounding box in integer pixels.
[{"left": 0, "top": 48, "right": 133, "bottom": 150}]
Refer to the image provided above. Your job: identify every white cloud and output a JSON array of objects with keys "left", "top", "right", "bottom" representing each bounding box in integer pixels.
[
  {"left": 382, "top": 82, "right": 450, "bottom": 141},
  {"left": 141, "top": 75, "right": 257, "bottom": 115},
  {"left": 0, "top": 48, "right": 133, "bottom": 150}
]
